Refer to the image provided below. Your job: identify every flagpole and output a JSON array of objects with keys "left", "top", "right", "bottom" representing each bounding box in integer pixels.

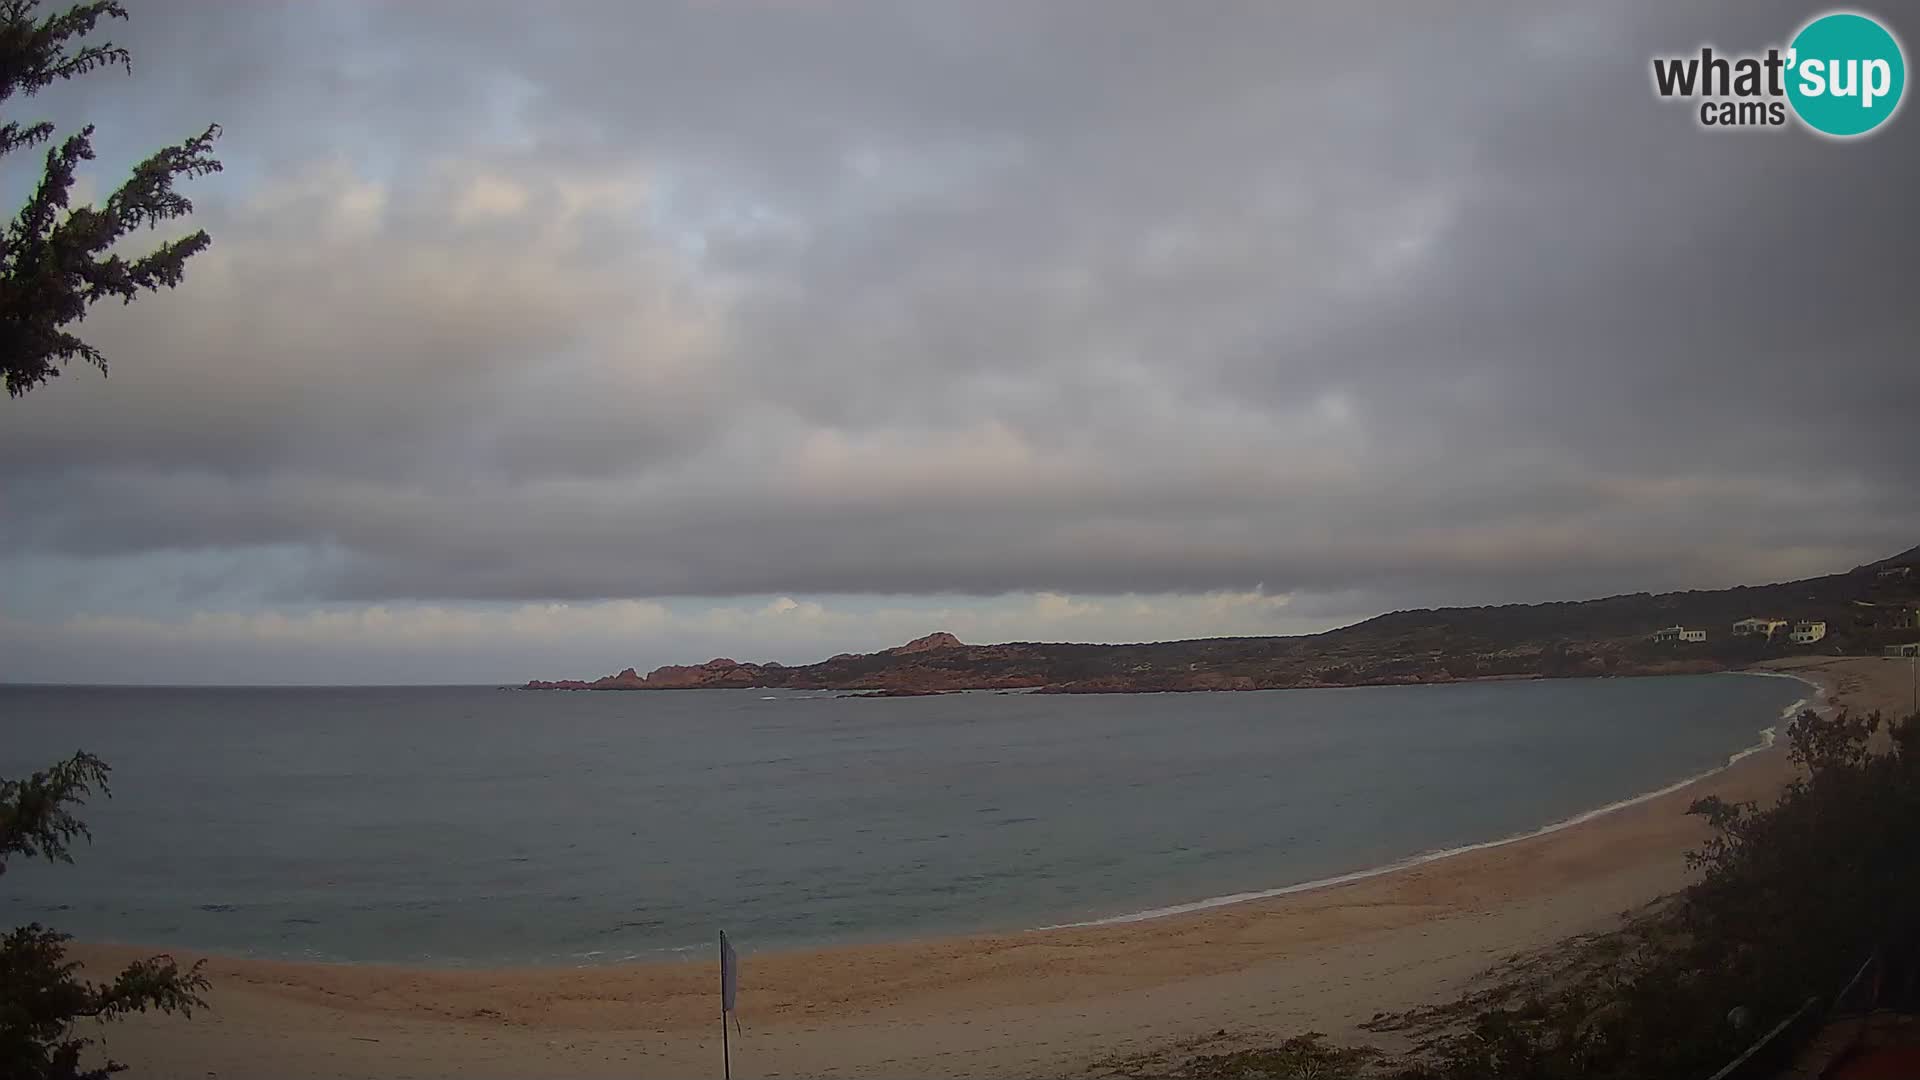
[{"left": 720, "top": 934, "right": 732, "bottom": 1080}]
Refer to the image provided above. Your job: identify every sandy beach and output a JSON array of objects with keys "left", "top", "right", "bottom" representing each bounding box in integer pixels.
[{"left": 71, "top": 656, "right": 1915, "bottom": 1080}]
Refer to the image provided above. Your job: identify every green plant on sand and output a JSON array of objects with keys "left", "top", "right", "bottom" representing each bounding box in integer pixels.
[{"left": 1, "top": 752, "right": 211, "bottom": 1079}]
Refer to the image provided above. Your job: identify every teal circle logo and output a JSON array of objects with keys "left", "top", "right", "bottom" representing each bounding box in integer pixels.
[{"left": 1787, "top": 12, "right": 1906, "bottom": 137}]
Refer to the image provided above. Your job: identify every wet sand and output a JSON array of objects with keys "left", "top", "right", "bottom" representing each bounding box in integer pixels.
[{"left": 73, "top": 656, "right": 1914, "bottom": 1079}]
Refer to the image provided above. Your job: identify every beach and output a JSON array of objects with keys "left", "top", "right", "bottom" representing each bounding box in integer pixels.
[{"left": 72, "top": 656, "right": 1914, "bottom": 1080}]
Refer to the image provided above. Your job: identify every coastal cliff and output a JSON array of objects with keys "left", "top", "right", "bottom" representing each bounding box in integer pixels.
[{"left": 524, "top": 546, "right": 1920, "bottom": 694}]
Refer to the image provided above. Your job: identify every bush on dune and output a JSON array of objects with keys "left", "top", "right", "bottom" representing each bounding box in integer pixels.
[{"left": 0, "top": 753, "right": 211, "bottom": 1080}]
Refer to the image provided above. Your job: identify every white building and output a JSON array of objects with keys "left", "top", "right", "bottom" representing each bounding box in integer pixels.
[
  {"left": 1733, "top": 617, "right": 1789, "bottom": 639},
  {"left": 1789, "top": 620, "right": 1827, "bottom": 645},
  {"left": 1652, "top": 626, "right": 1707, "bottom": 643}
]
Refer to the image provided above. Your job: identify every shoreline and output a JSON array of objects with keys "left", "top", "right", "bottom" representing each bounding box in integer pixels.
[
  {"left": 1040, "top": 669, "right": 1817, "bottom": 932},
  {"left": 72, "top": 656, "right": 1907, "bottom": 1080},
  {"left": 65, "top": 671, "right": 1806, "bottom": 969}
]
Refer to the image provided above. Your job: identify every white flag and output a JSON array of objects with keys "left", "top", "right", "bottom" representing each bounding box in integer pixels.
[{"left": 719, "top": 931, "right": 738, "bottom": 1014}]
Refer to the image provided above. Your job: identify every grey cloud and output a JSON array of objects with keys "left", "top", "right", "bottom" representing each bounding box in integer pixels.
[{"left": 2, "top": 0, "right": 1917, "bottom": 623}]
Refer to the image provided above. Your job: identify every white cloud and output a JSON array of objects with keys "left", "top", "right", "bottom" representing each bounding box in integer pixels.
[{"left": 452, "top": 173, "right": 531, "bottom": 222}]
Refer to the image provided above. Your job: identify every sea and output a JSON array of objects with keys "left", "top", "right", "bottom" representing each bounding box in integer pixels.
[{"left": 0, "top": 673, "right": 1809, "bottom": 966}]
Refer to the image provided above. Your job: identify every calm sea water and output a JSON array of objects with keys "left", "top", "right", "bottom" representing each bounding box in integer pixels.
[{"left": 0, "top": 674, "right": 1806, "bottom": 966}]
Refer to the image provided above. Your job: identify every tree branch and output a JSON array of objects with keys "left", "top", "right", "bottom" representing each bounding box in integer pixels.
[{"left": 0, "top": 751, "right": 111, "bottom": 876}]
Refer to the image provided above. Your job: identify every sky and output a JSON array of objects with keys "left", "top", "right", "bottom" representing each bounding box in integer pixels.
[{"left": 2, "top": 0, "right": 1916, "bottom": 684}]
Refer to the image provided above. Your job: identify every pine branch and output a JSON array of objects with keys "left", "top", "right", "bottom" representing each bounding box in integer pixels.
[
  {"left": 0, "top": 2, "right": 219, "bottom": 396},
  {"left": 0, "top": 1, "right": 128, "bottom": 105},
  {"left": 0, "top": 751, "right": 111, "bottom": 875}
]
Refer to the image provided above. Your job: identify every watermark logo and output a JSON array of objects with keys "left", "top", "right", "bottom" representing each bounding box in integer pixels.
[
  {"left": 1788, "top": 12, "right": 1905, "bottom": 135},
  {"left": 1651, "top": 10, "right": 1905, "bottom": 138}
]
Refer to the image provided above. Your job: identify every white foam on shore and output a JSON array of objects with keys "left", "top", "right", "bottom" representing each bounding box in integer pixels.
[{"left": 1035, "top": 671, "right": 1827, "bottom": 932}]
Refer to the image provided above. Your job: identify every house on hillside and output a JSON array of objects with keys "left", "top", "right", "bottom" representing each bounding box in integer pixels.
[
  {"left": 1789, "top": 620, "right": 1828, "bottom": 645},
  {"left": 1652, "top": 625, "right": 1707, "bottom": 643},
  {"left": 1733, "top": 617, "right": 1789, "bottom": 639}
]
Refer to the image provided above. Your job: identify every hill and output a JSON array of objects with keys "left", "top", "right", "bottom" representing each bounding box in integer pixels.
[{"left": 522, "top": 546, "right": 1920, "bottom": 693}]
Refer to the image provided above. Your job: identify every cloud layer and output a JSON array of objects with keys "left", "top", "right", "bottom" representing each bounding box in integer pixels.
[{"left": 2, "top": 1, "right": 1916, "bottom": 681}]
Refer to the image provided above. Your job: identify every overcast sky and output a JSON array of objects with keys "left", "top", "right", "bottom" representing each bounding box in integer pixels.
[{"left": 2, "top": 0, "right": 1916, "bottom": 684}]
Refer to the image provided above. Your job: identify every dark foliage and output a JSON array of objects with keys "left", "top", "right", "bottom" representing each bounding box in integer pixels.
[
  {"left": 1179, "top": 1035, "right": 1378, "bottom": 1079},
  {"left": 1091, "top": 1032, "right": 1379, "bottom": 1080},
  {"left": 0, "top": 753, "right": 210, "bottom": 1079},
  {"left": 0, "top": 749, "right": 108, "bottom": 870},
  {"left": 0, "top": 0, "right": 220, "bottom": 397},
  {"left": 1, "top": 6, "right": 218, "bottom": 1070}
]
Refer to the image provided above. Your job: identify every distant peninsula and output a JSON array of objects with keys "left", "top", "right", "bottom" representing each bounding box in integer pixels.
[{"left": 523, "top": 547, "right": 1920, "bottom": 694}]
